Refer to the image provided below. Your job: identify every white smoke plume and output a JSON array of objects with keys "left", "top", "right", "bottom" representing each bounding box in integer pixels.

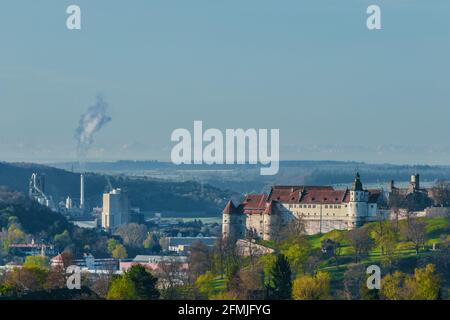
[{"left": 75, "top": 95, "right": 112, "bottom": 159}]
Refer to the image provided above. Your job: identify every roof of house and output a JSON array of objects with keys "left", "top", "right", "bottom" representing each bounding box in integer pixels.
[
  {"left": 268, "top": 186, "right": 350, "bottom": 204},
  {"left": 133, "top": 255, "right": 188, "bottom": 263},
  {"left": 224, "top": 186, "right": 384, "bottom": 215}
]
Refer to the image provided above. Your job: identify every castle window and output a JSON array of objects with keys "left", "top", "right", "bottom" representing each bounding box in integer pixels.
[
  {"left": 325, "top": 205, "right": 328, "bottom": 209},
  {"left": 313, "top": 205, "right": 316, "bottom": 208},
  {"left": 308, "top": 205, "right": 311, "bottom": 208}
]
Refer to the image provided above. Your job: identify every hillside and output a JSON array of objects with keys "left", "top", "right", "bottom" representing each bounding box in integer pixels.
[
  {"left": 51, "top": 160, "right": 450, "bottom": 194},
  {"left": 0, "top": 188, "right": 70, "bottom": 237},
  {"left": 0, "top": 162, "right": 233, "bottom": 216}
]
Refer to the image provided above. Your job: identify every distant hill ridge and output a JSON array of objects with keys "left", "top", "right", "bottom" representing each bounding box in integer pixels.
[{"left": 0, "top": 162, "right": 232, "bottom": 216}]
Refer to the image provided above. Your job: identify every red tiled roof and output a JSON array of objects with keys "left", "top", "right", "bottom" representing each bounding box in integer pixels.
[
  {"left": 268, "top": 186, "right": 349, "bottom": 204},
  {"left": 222, "top": 200, "right": 237, "bottom": 214},
  {"left": 241, "top": 194, "right": 269, "bottom": 215}
]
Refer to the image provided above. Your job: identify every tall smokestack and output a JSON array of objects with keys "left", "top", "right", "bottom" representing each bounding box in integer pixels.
[{"left": 80, "top": 174, "right": 85, "bottom": 210}]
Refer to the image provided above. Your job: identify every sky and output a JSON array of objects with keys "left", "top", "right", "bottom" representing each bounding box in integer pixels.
[{"left": 0, "top": 0, "right": 449, "bottom": 164}]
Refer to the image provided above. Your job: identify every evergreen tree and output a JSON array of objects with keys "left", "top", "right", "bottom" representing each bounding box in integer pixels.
[
  {"left": 125, "top": 265, "right": 160, "bottom": 300},
  {"left": 267, "top": 254, "right": 292, "bottom": 300}
]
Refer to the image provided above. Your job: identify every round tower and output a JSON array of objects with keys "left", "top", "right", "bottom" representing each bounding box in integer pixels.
[{"left": 348, "top": 173, "right": 368, "bottom": 228}]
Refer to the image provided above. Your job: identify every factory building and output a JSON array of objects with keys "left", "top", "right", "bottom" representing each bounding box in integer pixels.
[
  {"left": 101, "top": 188, "right": 130, "bottom": 230},
  {"left": 28, "top": 173, "right": 56, "bottom": 211}
]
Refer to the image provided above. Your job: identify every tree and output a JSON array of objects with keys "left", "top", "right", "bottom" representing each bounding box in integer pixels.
[
  {"left": 126, "top": 265, "right": 160, "bottom": 300},
  {"left": 54, "top": 230, "right": 71, "bottom": 251},
  {"left": 143, "top": 232, "right": 161, "bottom": 253},
  {"left": 346, "top": 227, "right": 373, "bottom": 263},
  {"left": 188, "top": 242, "right": 211, "bottom": 282},
  {"left": 371, "top": 220, "right": 398, "bottom": 258},
  {"left": 23, "top": 256, "right": 50, "bottom": 269},
  {"left": 227, "top": 265, "right": 265, "bottom": 300},
  {"left": 259, "top": 254, "right": 277, "bottom": 288},
  {"left": 107, "top": 276, "right": 137, "bottom": 300},
  {"left": 5, "top": 266, "right": 48, "bottom": 294},
  {"left": 114, "top": 224, "right": 148, "bottom": 248},
  {"left": 91, "top": 268, "right": 116, "bottom": 299},
  {"left": 342, "top": 263, "right": 373, "bottom": 300},
  {"left": 292, "top": 271, "right": 331, "bottom": 300},
  {"left": 388, "top": 192, "right": 404, "bottom": 230},
  {"left": 195, "top": 271, "right": 216, "bottom": 299},
  {"left": 111, "top": 244, "right": 128, "bottom": 259},
  {"left": 60, "top": 250, "right": 74, "bottom": 269},
  {"left": 0, "top": 228, "right": 8, "bottom": 260},
  {"left": 156, "top": 257, "right": 188, "bottom": 299},
  {"left": 7, "top": 223, "right": 26, "bottom": 244},
  {"left": 381, "top": 264, "right": 441, "bottom": 300},
  {"left": 406, "top": 264, "right": 440, "bottom": 300},
  {"left": 280, "top": 240, "right": 311, "bottom": 276},
  {"left": 107, "top": 238, "right": 119, "bottom": 254},
  {"left": 432, "top": 180, "right": 450, "bottom": 208},
  {"left": 279, "top": 217, "right": 306, "bottom": 243},
  {"left": 381, "top": 271, "right": 404, "bottom": 300},
  {"left": 267, "top": 254, "right": 292, "bottom": 300},
  {"left": 402, "top": 219, "right": 427, "bottom": 255}
]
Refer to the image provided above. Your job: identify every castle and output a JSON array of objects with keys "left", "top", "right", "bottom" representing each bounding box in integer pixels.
[{"left": 222, "top": 173, "right": 388, "bottom": 240}]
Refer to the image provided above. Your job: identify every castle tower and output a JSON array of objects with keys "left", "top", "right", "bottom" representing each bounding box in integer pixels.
[
  {"left": 410, "top": 174, "right": 420, "bottom": 192},
  {"left": 222, "top": 200, "right": 245, "bottom": 240},
  {"left": 348, "top": 173, "right": 368, "bottom": 228}
]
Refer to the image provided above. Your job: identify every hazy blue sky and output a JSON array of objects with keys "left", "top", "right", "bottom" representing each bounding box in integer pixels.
[{"left": 1, "top": 0, "right": 449, "bottom": 164}]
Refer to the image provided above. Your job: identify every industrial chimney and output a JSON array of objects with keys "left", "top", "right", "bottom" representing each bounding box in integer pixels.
[{"left": 80, "top": 174, "right": 85, "bottom": 210}]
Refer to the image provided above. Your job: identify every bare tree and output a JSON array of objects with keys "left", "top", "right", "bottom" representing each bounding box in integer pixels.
[
  {"left": 346, "top": 227, "right": 373, "bottom": 263},
  {"left": 388, "top": 192, "right": 404, "bottom": 231},
  {"left": 156, "top": 257, "right": 188, "bottom": 299},
  {"left": 432, "top": 180, "right": 450, "bottom": 208},
  {"left": 187, "top": 242, "right": 211, "bottom": 283},
  {"left": 402, "top": 218, "right": 427, "bottom": 255},
  {"left": 114, "top": 223, "right": 148, "bottom": 248}
]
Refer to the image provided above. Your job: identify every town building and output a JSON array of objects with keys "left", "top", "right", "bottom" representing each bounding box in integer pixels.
[
  {"left": 119, "top": 255, "right": 188, "bottom": 273},
  {"left": 162, "top": 236, "right": 217, "bottom": 254},
  {"left": 222, "top": 173, "right": 388, "bottom": 240}
]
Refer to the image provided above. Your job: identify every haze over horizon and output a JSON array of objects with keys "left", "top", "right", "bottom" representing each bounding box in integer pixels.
[{"left": 1, "top": 1, "right": 449, "bottom": 165}]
